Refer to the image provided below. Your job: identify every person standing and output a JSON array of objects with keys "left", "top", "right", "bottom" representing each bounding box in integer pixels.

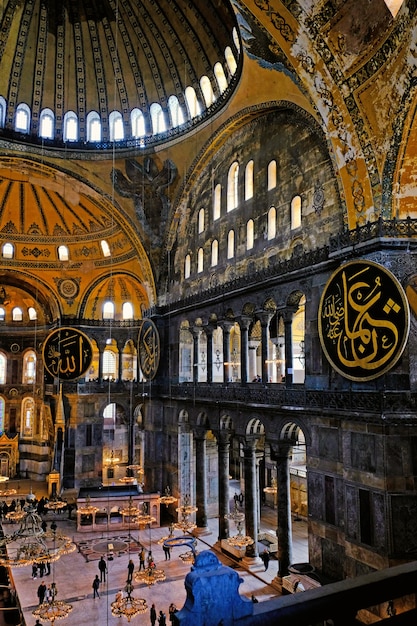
[
  {"left": 98, "top": 556, "right": 107, "bottom": 582},
  {"left": 150, "top": 603, "right": 157, "bottom": 626},
  {"left": 139, "top": 547, "right": 146, "bottom": 570},
  {"left": 260, "top": 549, "right": 270, "bottom": 571},
  {"left": 163, "top": 544, "right": 171, "bottom": 560},
  {"left": 158, "top": 610, "right": 166, "bottom": 626},
  {"left": 127, "top": 559, "right": 134, "bottom": 583},
  {"left": 92, "top": 575, "right": 100, "bottom": 599},
  {"left": 37, "top": 581, "right": 46, "bottom": 605}
]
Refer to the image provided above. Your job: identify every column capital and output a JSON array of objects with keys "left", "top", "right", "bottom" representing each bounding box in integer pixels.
[
  {"left": 269, "top": 440, "right": 293, "bottom": 461},
  {"left": 235, "top": 315, "right": 253, "bottom": 330}
]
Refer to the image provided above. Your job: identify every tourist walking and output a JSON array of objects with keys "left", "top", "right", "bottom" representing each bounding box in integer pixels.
[
  {"left": 260, "top": 549, "right": 270, "bottom": 571},
  {"left": 98, "top": 556, "right": 107, "bottom": 582},
  {"left": 139, "top": 547, "right": 146, "bottom": 570},
  {"left": 150, "top": 603, "right": 157, "bottom": 626},
  {"left": 127, "top": 559, "right": 134, "bottom": 582},
  {"left": 92, "top": 575, "right": 100, "bottom": 598},
  {"left": 37, "top": 581, "right": 46, "bottom": 605}
]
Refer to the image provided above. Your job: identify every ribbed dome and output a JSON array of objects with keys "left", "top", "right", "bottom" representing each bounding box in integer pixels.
[{"left": 0, "top": 0, "right": 240, "bottom": 148}]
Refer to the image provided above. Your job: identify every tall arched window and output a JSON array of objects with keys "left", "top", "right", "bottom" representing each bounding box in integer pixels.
[
  {"left": 200, "top": 76, "right": 215, "bottom": 107},
  {"left": 87, "top": 111, "right": 101, "bottom": 142},
  {"left": 131, "top": 108, "right": 146, "bottom": 138},
  {"left": 101, "top": 240, "right": 111, "bottom": 257},
  {"left": 246, "top": 219, "right": 254, "bottom": 250},
  {"left": 168, "top": 95, "right": 185, "bottom": 128},
  {"left": 214, "top": 62, "right": 228, "bottom": 93},
  {"left": 15, "top": 103, "right": 30, "bottom": 133},
  {"left": 0, "top": 96, "right": 6, "bottom": 128},
  {"left": 268, "top": 160, "right": 277, "bottom": 190},
  {"left": 0, "top": 309, "right": 5, "bottom": 322},
  {"left": 2, "top": 243, "right": 14, "bottom": 258},
  {"left": 103, "top": 301, "right": 115, "bottom": 320},
  {"left": 185, "top": 86, "right": 201, "bottom": 119},
  {"left": 227, "top": 230, "right": 235, "bottom": 259},
  {"left": 103, "top": 350, "right": 117, "bottom": 380},
  {"left": 197, "top": 247, "right": 204, "bottom": 273},
  {"left": 233, "top": 27, "right": 241, "bottom": 52},
  {"left": 12, "top": 307, "right": 23, "bottom": 321},
  {"left": 122, "top": 302, "right": 134, "bottom": 320},
  {"left": 23, "top": 350, "right": 36, "bottom": 384},
  {"left": 39, "top": 108, "right": 54, "bottom": 139},
  {"left": 63, "top": 111, "right": 78, "bottom": 142},
  {"left": 225, "top": 46, "right": 237, "bottom": 75},
  {"left": 109, "top": 111, "right": 124, "bottom": 141},
  {"left": 28, "top": 307, "right": 37, "bottom": 321},
  {"left": 150, "top": 103, "right": 166, "bottom": 134},
  {"left": 21, "top": 397, "right": 35, "bottom": 437},
  {"left": 0, "top": 397, "right": 4, "bottom": 434},
  {"left": 291, "top": 195, "right": 302, "bottom": 229},
  {"left": 58, "top": 245, "right": 69, "bottom": 261},
  {"left": 213, "top": 184, "right": 222, "bottom": 220},
  {"left": 184, "top": 254, "right": 191, "bottom": 279},
  {"left": 0, "top": 354, "right": 6, "bottom": 384},
  {"left": 211, "top": 239, "right": 219, "bottom": 267},
  {"left": 198, "top": 208, "right": 205, "bottom": 234},
  {"left": 245, "top": 160, "right": 254, "bottom": 201},
  {"left": 268, "top": 207, "right": 277, "bottom": 240},
  {"left": 227, "top": 162, "right": 239, "bottom": 212}
]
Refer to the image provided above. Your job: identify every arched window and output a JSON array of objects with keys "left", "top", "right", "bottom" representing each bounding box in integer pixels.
[
  {"left": 213, "top": 184, "right": 222, "bottom": 220},
  {"left": 227, "top": 230, "right": 235, "bottom": 259},
  {"left": 268, "top": 160, "right": 277, "bottom": 190},
  {"left": 0, "top": 96, "right": 6, "bottom": 128},
  {"left": 0, "top": 354, "right": 6, "bottom": 384},
  {"left": 291, "top": 195, "right": 302, "bottom": 229},
  {"left": 23, "top": 350, "right": 36, "bottom": 384},
  {"left": 198, "top": 208, "right": 205, "bottom": 234},
  {"left": 245, "top": 160, "right": 254, "bottom": 201},
  {"left": 21, "top": 397, "right": 35, "bottom": 437},
  {"left": 2, "top": 243, "right": 14, "bottom": 259},
  {"left": 28, "top": 307, "right": 37, "bottom": 321},
  {"left": 247, "top": 219, "right": 254, "bottom": 250},
  {"left": 87, "top": 111, "right": 101, "bottom": 142},
  {"left": 12, "top": 307, "right": 22, "bottom": 321},
  {"left": 63, "top": 111, "right": 78, "bottom": 142},
  {"left": 184, "top": 254, "right": 191, "bottom": 279},
  {"left": 0, "top": 397, "right": 4, "bottom": 434},
  {"left": 227, "top": 162, "right": 239, "bottom": 212},
  {"left": 101, "top": 240, "right": 111, "bottom": 257},
  {"left": 268, "top": 206, "right": 277, "bottom": 240},
  {"left": 58, "top": 245, "right": 69, "bottom": 261},
  {"left": 233, "top": 27, "right": 241, "bottom": 52},
  {"left": 131, "top": 108, "right": 146, "bottom": 138},
  {"left": 214, "top": 62, "right": 228, "bottom": 94},
  {"left": 103, "top": 301, "right": 114, "bottom": 320},
  {"left": 15, "top": 103, "right": 30, "bottom": 133},
  {"left": 185, "top": 86, "right": 201, "bottom": 119},
  {"left": 0, "top": 308, "right": 5, "bottom": 322},
  {"left": 150, "top": 102, "right": 166, "bottom": 134},
  {"left": 168, "top": 95, "right": 185, "bottom": 128},
  {"left": 39, "top": 108, "right": 54, "bottom": 139},
  {"left": 200, "top": 76, "right": 215, "bottom": 107},
  {"left": 211, "top": 239, "right": 219, "bottom": 266},
  {"left": 103, "top": 347, "right": 117, "bottom": 380},
  {"left": 122, "top": 302, "right": 133, "bottom": 320},
  {"left": 197, "top": 247, "right": 204, "bottom": 273},
  {"left": 225, "top": 46, "right": 237, "bottom": 75},
  {"left": 109, "top": 111, "right": 124, "bottom": 141}
]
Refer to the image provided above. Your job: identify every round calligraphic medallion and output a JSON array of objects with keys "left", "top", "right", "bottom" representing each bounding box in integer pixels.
[
  {"left": 42, "top": 327, "right": 93, "bottom": 380},
  {"left": 318, "top": 260, "right": 410, "bottom": 381},
  {"left": 138, "top": 318, "right": 160, "bottom": 380}
]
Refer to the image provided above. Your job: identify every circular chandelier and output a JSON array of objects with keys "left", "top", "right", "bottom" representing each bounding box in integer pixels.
[
  {"left": 134, "top": 560, "right": 166, "bottom": 587},
  {"left": 158, "top": 486, "right": 177, "bottom": 507},
  {"left": 225, "top": 502, "right": 253, "bottom": 549},
  {"left": 263, "top": 477, "right": 278, "bottom": 495},
  {"left": 33, "top": 588, "right": 73, "bottom": 624},
  {"left": 44, "top": 499, "right": 67, "bottom": 513},
  {"left": 77, "top": 495, "right": 99, "bottom": 517},
  {"left": 111, "top": 582, "right": 147, "bottom": 622},
  {"left": 174, "top": 494, "right": 198, "bottom": 533},
  {"left": 104, "top": 450, "right": 120, "bottom": 467}
]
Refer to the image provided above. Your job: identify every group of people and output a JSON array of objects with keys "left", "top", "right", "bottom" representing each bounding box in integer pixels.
[
  {"left": 150, "top": 602, "right": 179, "bottom": 626},
  {"left": 36, "top": 580, "right": 57, "bottom": 605}
]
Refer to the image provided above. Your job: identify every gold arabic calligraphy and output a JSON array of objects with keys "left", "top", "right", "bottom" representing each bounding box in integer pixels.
[
  {"left": 43, "top": 328, "right": 93, "bottom": 380},
  {"left": 138, "top": 319, "right": 160, "bottom": 380}
]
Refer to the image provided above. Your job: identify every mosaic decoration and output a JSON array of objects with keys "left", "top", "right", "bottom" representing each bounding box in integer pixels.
[{"left": 319, "top": 260, "right": 410, "bottom": 381}]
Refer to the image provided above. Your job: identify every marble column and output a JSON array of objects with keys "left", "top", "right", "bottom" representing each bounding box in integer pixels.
[
  {"left": 237, "top": 316, "right": 251, "bottom": 385},
  {"left": 219, "top": 321, "right": 233, "bottom": 383},
  {"left": 192, "top": 327, "right": 200, "bottom": 384},
  {"left": 242, "top": 438, "right": 259, "bottom": 558},
  {"left": 194, "top": 429, "right": 209, "bottom": 533},
  {"left": 217, "top": 433, "right": 230, "bottom": 540},
  {"left": 204, "top": 325, "right": 214, "bottom": 384},
  {"left": 257, "top": 311, "right": 273, "bottom": 384},
  {"left": 271, "top": 443, "right": 293, "bottom": 590},
  {"left": 281, "top": 307, "right": 297, "bottom": 386}
]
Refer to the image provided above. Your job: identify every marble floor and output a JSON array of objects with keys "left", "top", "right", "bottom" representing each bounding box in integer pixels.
[{"left": 2, "top": 480, "right": 308, "bottom": 626}]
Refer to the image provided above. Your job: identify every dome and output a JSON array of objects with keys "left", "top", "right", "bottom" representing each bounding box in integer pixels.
[{"left": 0, "top": 0, "right": 241, "bottom": 149}]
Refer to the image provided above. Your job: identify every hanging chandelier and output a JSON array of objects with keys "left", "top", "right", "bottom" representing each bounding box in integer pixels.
[
  {"left": 32, "top": 585, "right": 73, "bottom": 624},
  {"left": 225, "top": 502, "right": 253, "bottom": 549},
  {"left": 158, "top": 486, "right": 177, "bottom": 507},
  {"left": 263, "top": 477, "right": 278, "bottom": 495},
  {"left": 77, "top": 495, "right": 99, "bottom": 517},
  {"left": 134, "top": 561, "right": 166, "bottom": 587},
  {"left": 111, "top": 581, "right": 147, "bottom": 622},
  {"left": 104, "top": 450, "right": 120, "bottom": 467},
  {"left": 173, "top": 494, "right": 198, "bottom": 533},
  {"left": 44, "top": 499, "right": 67, "bottom": 513}
]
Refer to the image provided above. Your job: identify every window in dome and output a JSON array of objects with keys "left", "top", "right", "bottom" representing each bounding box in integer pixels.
[
  {"left": 63, "top": 111, "right": 78, "bottom": 142},
  {"left": 0, "top": 308, "right": 5, "bottom": 322},
  {"left": 213, "top": 184, "right": 222, "bottom": 220},
  {"left": 198, "top": 208, "right": 205, "bottom": 234},
  {"left": 200, "top": 76, "right": 215, "bottom": 107},
  {"left": 268, "top": 206, "right": 277, "bottom": 240},
  {"left": 268, "top": 160, "right": 277, "bottom": 190},
  {"left": 39, "top": 109, "right": 54, "bottom": 139},
  {"left": 15, "top": 103, "right": 30, "bottom": 133},
  {"left": 109, "top": 111, "right": 124, "bottom": 141},
  {"left": 150, "top": 103, "right": 166, "bottom": 135},
  {"left": 227, "top": 162, "right": 239, "bottom": 212},
  {"left": 0, "top": 355, "right": 5, "bottom": 384},
  {"left": 12, "top": 307, "right": 23, "bottom": 321},
  {"left": 233, "top": 27, "right": 241, "bottom": 52},
  {"left": 197, "top": 247, "right": 204, "bottom": 273},
  {"left": 225, "top": 46, "right": 237, "bottom": 75},
  {"left": 103, "top": 301, "right": 115, "bottom": 320},
  {"left": 247, "top": 219, "right": 254, "bottom": 250},
  {"left": 122, "top": 302, "right": 133, "bottom": 320},
  {"left": 87, "top": 111, "right": 101, "bottom": 142},
  {"left": 185, "top": 86, "right": 201, "bottom": 119},
  {"left": 227, "top": 229, "right": 235, "bottom": 259},
  {"left": 2, "top": 243, "right": 14, "bottom": 259},
  {"left": 28, "top": 307, "right": 37, "bottom": 321},
  {"left": 245, "top": 160, "right": 254, "bottom": 201},
  {"left": 291, "top": 195, "right": 302, "bottom": 229},
  {"left": 23, "top": 350, "right": 36, "bottom": 384},
  {"left": 168, "top": 96, "right": 185, "bottom": 128},
  {"left": 214, "top": 62, "right": 228, "bottom": 94},
  {"left": 0, "top": 96, "right": 6, "bottom": 128},
  {"left": 131, "top": 108, "right": 146, "bottom": 138},
  {"left": 58, "top": 245, "right": 69, "bottom": 261},
  {"left": 211, "top": 239, "right": 219, "bottom": 267},
  {"left": 184, "top": 254, "right": 191, "bottom": 279},
  {"left": 101, "top": 240, "right": 111, "bottom": 257}
]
